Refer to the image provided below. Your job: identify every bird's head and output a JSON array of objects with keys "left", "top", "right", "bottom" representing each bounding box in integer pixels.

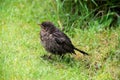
[
  {"left": 38, "top": 21, "right": 56, "bottom": 32},
  {"left": 38, "top": 21, "right": 54, "bottom": 29}
]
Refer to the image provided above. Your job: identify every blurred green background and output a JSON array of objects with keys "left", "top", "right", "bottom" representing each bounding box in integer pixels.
[{"left": 0, "top": 0, "right": 120, "bottom": 80}]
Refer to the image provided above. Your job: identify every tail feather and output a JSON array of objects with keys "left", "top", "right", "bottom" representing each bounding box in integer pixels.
[{"left": 74, "top": 47, "right": 88, "bottom": 55}]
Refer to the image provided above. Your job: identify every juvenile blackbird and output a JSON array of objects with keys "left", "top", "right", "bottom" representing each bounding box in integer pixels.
[{"left": 39, "top": 21, "right": 88, "bottom": 56}]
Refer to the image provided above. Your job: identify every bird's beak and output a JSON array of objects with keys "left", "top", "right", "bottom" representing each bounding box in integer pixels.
[
  {"left": 38, "top": 23, "right": 42, "bottom": 27},
  {"left": 37, "top": 23, "right": 41, "bottom": 25}
]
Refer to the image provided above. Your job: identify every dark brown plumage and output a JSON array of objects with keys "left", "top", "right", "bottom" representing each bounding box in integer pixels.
[{"left": 39, "top": 21, "right": 88, "bottom": 56}]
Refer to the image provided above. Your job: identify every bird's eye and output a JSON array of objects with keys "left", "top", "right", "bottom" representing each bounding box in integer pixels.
[{"left": 42, "top": 23, "right": 47, "bottom": 27}]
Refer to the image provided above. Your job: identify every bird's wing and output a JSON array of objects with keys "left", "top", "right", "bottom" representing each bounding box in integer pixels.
[{"left": 52, "top": 31, "right": 74, "bottom": 48}]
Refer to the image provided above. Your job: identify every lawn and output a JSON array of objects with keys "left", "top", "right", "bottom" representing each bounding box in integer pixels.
[{"left": 0, "top": 0, "right": 120, "bottom": 80}]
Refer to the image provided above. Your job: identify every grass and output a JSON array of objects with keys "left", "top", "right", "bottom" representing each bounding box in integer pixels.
[{"left": 0, "top": 0, "right": 120, "bottom": 80}]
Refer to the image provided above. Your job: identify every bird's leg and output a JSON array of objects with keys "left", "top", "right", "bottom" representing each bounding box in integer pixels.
[
  {"left": 59, "top": 54, "right": 64, "bottom": 59},
  {"left": 47, "top": 54, "right": 53, "bottom": 59}
]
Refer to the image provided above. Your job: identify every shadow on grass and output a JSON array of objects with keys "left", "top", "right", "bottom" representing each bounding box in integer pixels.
[
  {"left": 40, "top": 54, "right": 90, "bottom": 68},
  {"left": 41, "top": 54, "right": 75, "bottom": 63}
]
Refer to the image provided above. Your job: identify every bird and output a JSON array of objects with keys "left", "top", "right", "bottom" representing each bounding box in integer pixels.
[{"left": 38, "top": 21, "right": 88, "bottom": 56}]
